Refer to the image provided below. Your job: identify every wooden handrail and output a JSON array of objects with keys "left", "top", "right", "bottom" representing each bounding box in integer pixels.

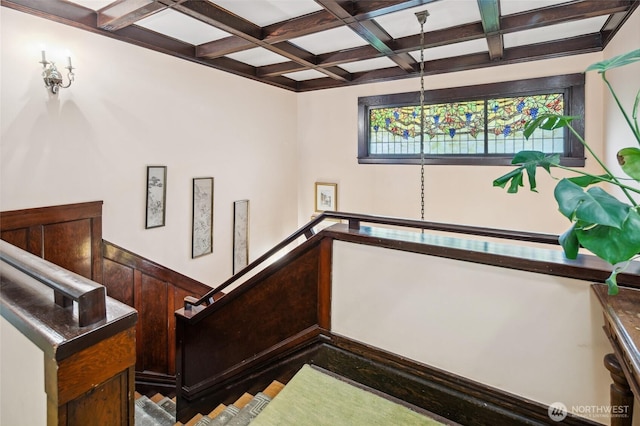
[
  {"left": 184, "top": 211, "right": 560, "bottom": 310},
  {"left": 0, "top": 239, "right": 106, "bottom": 327}
]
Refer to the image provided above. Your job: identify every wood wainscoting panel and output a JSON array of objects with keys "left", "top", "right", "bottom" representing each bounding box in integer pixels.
[
  {"left": 139, "top": 274, "right": 168, "bottom": 374},
  {"left": 0, "top": 227, "right": 28, "bottom": 251},
  {"left": 0, "top": 201, "right": 103, "bottom": 283},
  {"left": 65, "top": 370, "right": 130, "bottom": 426},
  {"left": 103, "top": 257, "right": 135, "bottom": 306},
  {"left": 43, "top": 219, "right": 93, "bottom": 279},
  {"left": 51, "top": 328, "right": 136, "bottom": 405},
  {"left": 179, "top": 241, "right": 321, "bottom": 390}
]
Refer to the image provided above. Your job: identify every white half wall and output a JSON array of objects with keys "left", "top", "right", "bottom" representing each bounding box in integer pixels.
[
  {"left": 331, "top": 239, "right": 613, "bottom": 424},
  {"left": 0, "top": 316, "right": 47, "bottom": 426}
]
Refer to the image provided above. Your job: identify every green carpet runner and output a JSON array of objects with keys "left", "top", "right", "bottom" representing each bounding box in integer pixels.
[{"left": 251, "top": 365, "right": 446, "bottom": 426}]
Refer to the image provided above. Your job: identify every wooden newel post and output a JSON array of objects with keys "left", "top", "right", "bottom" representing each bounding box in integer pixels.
[{"left": 604, "top": 353, "right": 634, "bottom": 426}]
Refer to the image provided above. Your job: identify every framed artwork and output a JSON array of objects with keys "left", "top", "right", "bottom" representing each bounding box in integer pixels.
[
  {"left": 145, "top": 166, "right": 167, "bottom": 229},
  {"left": 192, "top": 177, "right": 214, "bottom": 258},
  {"left": 315, "top": 182, "right": 338, "bottom": 212},
  {"left": 233, "top": 199, "right": 249, "bottom": 274}
]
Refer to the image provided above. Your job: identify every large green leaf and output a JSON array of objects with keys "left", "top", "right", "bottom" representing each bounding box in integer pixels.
[
  {"left": 617, "top": 147, "right": 640, "bottom": 181},
  {"left": 568, "top": 174, "right": 609, "bottom": 187},
  {"left": 493, "top": 151, "right": 560, "bottom": 193},
  {"left": 523, "top": 114, "right": 577, "bottom": 139},
  {"left": 493, "top": 167, "right": 524, "bottom": 193},
  {"left": 558, "top": 223, "right": 579, "bottom": 259},
  {"left": 585, "top": 49, "right": 640, "bottom": 73},
  {"left": 554, "top": 179, "right": 629, "bottom": 228},
  {"left": 575, "top": 209, "right": 640, "bottom": 265}
]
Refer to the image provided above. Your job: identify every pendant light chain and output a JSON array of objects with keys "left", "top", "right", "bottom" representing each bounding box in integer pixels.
[{"left": 416, "top": 11, "right": 429, "bottom": 221}]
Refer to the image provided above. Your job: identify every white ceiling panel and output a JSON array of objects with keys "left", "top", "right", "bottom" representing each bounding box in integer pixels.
[
  {"left": 282, "top": 69, "right": 327, "bottom": 81},
  {"left": 213, "top": 0, "right": 323, "bottom": 27},
  {"left": 289, "top": 27, "right": 369, "bottom": 55},
  {"left": 226, "top": 47, "right": 290, "bottom": 67},
  {"left": 410, "top": 38, "right": 489, "bottom": 62},
  {"left": 136, "top": 8, "right": 231, "bottom": 46},
  {"left": 500, "top": 0, "right": 572, "bottom": 16},
  {"left": 374, "top": 0, "right": 481, "bottom": 39},
  {"left": 64, "top": 0, "right": 114, "bottom": 10},
  {"left": 504, "top": 15, "right": 608, "bottom": 48},
  {"left": 338, "top": 57, "right": 397, "bottom": 73}
]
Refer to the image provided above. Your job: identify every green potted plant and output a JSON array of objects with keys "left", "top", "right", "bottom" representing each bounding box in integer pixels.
[{"left": 494, "top": 49, "right": 640, "bottom": 295}]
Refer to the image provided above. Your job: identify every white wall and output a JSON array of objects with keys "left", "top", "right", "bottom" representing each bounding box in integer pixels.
[
  {"left": 296, "top": 42, "right": 618, "bottom": 235},
  {"left": 0, "top": 317, "right": 47, "bottom": 426},
  {"left": 601, "top": 8, "right": 640, "bottom": 201},
  {"left": 331, "top": 239, "right": 613, "bottom": 424},
  {"left": 0, "top": 7, "right": 299, "bottom": 285}
]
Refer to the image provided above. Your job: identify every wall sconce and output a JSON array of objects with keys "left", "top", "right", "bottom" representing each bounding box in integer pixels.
[{"left": 39, "top": 50, "right": 74, "bottom": 94}]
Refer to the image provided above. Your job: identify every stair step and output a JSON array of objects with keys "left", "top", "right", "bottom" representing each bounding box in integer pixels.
[
  {"left": 135, "top": 395, "right": 175, "bottom": 426},
  {"left": 202, "top": 404, "right": 240, "bottom": 425},
  {"left": 262, "top": 381, "right": 284, "bottom": 399},
  {"left": 225, "top": 392, "right": 272, "bottom": 426},
  {"left": 164, "top": 380, "right": 286, "bottom": 426},
  {"left": 183, "top": 413, "right": 204, "bottom": 426}
]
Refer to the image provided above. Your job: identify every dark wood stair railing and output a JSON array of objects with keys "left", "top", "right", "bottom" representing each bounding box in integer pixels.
[
  {"left": 0, "top": 240, "right": 138, "bottom": 425},
  {"left": 175, "top": 211, "right": 640, "bottom": 423},
  {"left": 182, "top": 211, "right": 562, "bottom": 314},
  {"left": 0, "top": 239, "right": 106, "bottom": 327},
  {"left": 0, "top": 201, "right": 213, "bottom": 394}
]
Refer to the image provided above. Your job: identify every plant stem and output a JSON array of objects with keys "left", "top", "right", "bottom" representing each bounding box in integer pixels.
[
  {"left": 602, "top": 72, "right": 640, "bottom": 145},
  {"left": 554, "top": 164, "right": 640, "bottom": 195},
  {"left": 566, "top": 124, "right": 639, "bottom": 206}
]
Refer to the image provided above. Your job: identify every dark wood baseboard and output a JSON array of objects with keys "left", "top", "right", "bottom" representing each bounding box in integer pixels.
[
  {"left": 176, "top": 330, "right": 601, "bottom": 425},
  {"left": 135, "top": 371, "right": 177, "bottom": 397}
]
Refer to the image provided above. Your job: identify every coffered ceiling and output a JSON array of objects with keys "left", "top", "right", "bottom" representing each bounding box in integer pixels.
[{"left": 2, "top": 0, "right": 638, "bottom": 91}]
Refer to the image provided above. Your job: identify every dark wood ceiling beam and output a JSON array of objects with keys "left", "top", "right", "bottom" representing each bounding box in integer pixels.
[
  {"left": 318, "top": 45, "right": 385, "bottom": 67},
  {"left": 316, "top": 0, "right": 415, "bottom": 73},
  {"left": 269, "top": 41, "right": 317, "bottom": 64},
  {"left": 174, "top": 1, "right": 352, "bottom": 81},
  {"left": 392, "top": 22, "right": 486, "bottom": 54},
  {"left": 501, "top": 33, "right": 603, "bottom": 62},
  {"left": 262, "top": 10, "right": 343, "bottom": 43},
  {"left": 298, "top": 33, "right": 604, "bottom": 91},
  {"left": 174, "top": 0, "right": 262, "bottom": 40},
  {"left": 266, "top": 42, "right": 349, "bottom": 81},
  {"left": 196, "top": 36, "right": 254, "bottom": 58},
  {"left": 352, "top": 0, "right": 438, "bottom": 20},
  {"left": 97, "top": 0, "right": 166, "bottom": 31},
  {"left": 501, "top": 0, "right": 630, "bottom": 33},
  {"left": 262, "top": 0, "right": 434, "bottom": 43},
  {"left": 257, "top": 62, "right": 307, "bottom": 78},
  {"left": 476, "top": 0, "right": 502, "bottom": 60},
  {"left": 349, "top": 20, "right": 415, "bottom": 72},
  {"left": 601, "top": 2, "right": 640, "bottom": 46},
  {"left": 2, "top": 0, "right": 96, "bottom": 27}
]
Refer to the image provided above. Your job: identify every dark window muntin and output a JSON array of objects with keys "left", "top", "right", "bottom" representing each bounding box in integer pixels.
[{"left": 358, "top": 73, "right": 585, "bottom": 166}]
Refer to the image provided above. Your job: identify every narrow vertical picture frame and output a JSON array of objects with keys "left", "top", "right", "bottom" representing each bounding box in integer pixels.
[
  {"left": 192, "top": 177, "right": 214, "bottom": 258},
  {"left": 233, "top": 200, "right": 250, "bottom": 274},
  {"left": 145, "top": 166, "right": 167, "bottom": 229},
  {"left": 315, "top": 182, "right": 338, "bottom": 212}
]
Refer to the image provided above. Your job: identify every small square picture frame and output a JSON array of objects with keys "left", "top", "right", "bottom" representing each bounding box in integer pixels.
[{"left": 315, "top": 182, "right": 338, "bottom": 212}]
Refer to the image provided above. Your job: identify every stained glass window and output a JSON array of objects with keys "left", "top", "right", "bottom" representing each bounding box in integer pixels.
[{"left": 358, "top": 74, "right": 585, "bottom": 166}]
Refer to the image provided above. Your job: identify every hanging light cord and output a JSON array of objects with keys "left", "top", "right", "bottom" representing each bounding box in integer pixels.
[{"left": 416, "top": 11, "right": 429, "bottom": 221}]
